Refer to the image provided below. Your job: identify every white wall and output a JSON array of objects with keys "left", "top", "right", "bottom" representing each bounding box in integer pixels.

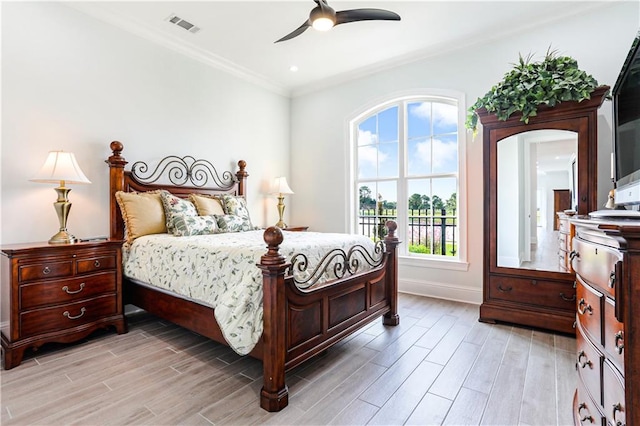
[
  {"left": 1, "top": 2, "right": 290, "bottom": 245},
  {"left": 289, "top": 2, "right": 639, "bottom": 303}
]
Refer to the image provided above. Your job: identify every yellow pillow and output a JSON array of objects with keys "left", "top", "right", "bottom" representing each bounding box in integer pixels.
[
  {"left": 189, "top": 194, "right": 225, "bottom": 216},
  {"left": 115, "top": 190, "right": 166, "bottom": 244}
]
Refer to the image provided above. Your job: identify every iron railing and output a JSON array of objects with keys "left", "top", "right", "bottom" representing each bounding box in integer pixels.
[{"left": 358, "top": 208, "right": 457, "bottom": 256}]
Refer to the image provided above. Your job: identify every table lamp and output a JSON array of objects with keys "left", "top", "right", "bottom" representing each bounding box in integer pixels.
[
  {"left": 30, "top": 151, "right": 91, "bottom": 244},
  {"left": 272, "top": 177, "right": 294, "bottom": 229}
]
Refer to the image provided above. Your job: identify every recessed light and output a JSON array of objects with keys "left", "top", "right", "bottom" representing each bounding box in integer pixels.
[{"left": 289, "top": 65, "right": 299, "bottom": 72}]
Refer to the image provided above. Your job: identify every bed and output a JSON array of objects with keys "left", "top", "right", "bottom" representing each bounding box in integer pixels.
[{"left": 106, "top": 141, "right": 400, "bottom": 411}]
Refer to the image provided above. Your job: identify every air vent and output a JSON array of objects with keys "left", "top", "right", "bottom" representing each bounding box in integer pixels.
[{"left": 166, "top": 14, "right": 201, "bottom": 34}]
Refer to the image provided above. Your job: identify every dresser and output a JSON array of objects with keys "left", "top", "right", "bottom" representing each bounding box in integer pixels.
[
  {"left": 570, "top": 217, "right": 638, "bottom": 426},
  {"left": 1, "top": 240, "right": 127, "bottom": 369},
  {"left": 554, "top": 189, "right": 572, "bottom": 230},
  {"left": 557, "top": 212, "right": 575, "bottom": 272}
]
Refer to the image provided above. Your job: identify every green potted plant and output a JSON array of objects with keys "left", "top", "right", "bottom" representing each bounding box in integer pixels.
[{"left": 465, "top": 48, "right": 604, "bottom": 134}]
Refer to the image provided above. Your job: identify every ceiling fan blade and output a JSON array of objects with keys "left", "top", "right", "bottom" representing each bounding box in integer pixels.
[
  {"left": 335, "top": 8, "right": 401, "bottom": 25},
  {"left": 275, "top": 21, "right": 311, "bottom": 43}
]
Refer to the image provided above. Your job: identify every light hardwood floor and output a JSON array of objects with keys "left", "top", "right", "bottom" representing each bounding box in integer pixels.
[{"left": 1, "top": 293, "right": 576, "bottom": 425}]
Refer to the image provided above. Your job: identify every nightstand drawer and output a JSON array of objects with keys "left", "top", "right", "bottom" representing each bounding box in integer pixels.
[
  {"left": 20, "top": 294, "right": 117, "bottom": 337},
  {"left": 76, "top": 254, "right": 116, "bottom": 274},
  {"left": 19, "top": 260, "right": 73, "bottom": 282},
  {"left": 20, "top": 272, "right": 117, "bottom": 310}
]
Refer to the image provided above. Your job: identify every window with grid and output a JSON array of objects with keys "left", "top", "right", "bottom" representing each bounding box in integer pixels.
[{"left": 353, "top": 96, "right": 462, "bottom": 259}]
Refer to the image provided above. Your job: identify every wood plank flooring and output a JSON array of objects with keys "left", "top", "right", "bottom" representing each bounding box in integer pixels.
[{"left": 1, "top": 293, "right": 576, "bottom": 425}]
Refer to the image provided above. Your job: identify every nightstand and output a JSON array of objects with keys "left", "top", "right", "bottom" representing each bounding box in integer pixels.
[
  {"left": 1, "top": 240, "right": 127, "bottom": 369},
  {"left": 285, "top": 226, "right": 309, "bottom": 232}
]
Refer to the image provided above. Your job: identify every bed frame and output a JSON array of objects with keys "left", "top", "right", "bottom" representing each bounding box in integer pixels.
[{"left": 106, "top": 141, "right": 400, "bottom": 411}]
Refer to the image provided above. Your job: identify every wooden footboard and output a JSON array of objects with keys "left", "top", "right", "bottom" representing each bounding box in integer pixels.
[{"left": 258, "top": 222, "right": 400, "bottom": 411}]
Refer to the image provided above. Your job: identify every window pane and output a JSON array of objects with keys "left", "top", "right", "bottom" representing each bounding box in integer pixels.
[
  {"left": 358, "top": 145, "right": 377, "bottom": 179},
  {"left": 358, "top": 116, "right": 377, "bottom": 146},
  {"left": 433, "top": 103, "right": 458, "bottom": 135},
  {"left": 407, "top": 179, "right": 431, "bottom": 254},
  {"left": 433, "top": 177, "right": 458, "bottom": 257},
  {"left": 408, "top": 102, "right": 431, "bottom": 138},
  {"left": 432, "top": 134, "right": 458, "bottom": 174},
  {"left": 407, "top": 137, "right": 431, "bottom": 176},
  {"left": 378, "top": 106, "right": 398, "bottom": 142},
  {"left": 379, "top": 142, "right": 398, "bottom": 177}
]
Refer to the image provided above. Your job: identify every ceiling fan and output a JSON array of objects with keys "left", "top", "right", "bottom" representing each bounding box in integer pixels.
[{"left": 275, "top": 0, "right": 401, "bottom": 43}]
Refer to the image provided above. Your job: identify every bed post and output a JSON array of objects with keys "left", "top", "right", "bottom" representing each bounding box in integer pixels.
[
  {"left": 257, "top": 226, "right": 289, "bottom": 412},
  {"left": 383, "top": 220, "right": 400, "bottom": 326},
  {"left": 236, "top": 160, "right": 248, "bottom": 196},
  {"left": 106, "top": 141, "right": 127, "bottom": 240}
]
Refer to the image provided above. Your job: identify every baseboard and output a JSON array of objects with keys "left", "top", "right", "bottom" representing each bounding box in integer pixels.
[{"left": 399, "top": 278, "right": 482, "bottom": 305}]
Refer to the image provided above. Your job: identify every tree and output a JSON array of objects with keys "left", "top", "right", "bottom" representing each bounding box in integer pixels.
[
  {"left": 359, "top": 186, "right": 375, "bottom": 210},
  {"left": 408, "top": 193, "right": 422, "bottom": 210},
  {"left": 420, "top": 195, "right": 431, "bottom": 210},
  {"left": 445, "top": 192, "right": 457, "bottom": 213},
  {"left": 432, "top": 195, "right": 444, "bottom": 212}
]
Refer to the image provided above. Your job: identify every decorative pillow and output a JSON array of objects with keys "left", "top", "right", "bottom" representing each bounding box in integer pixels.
[
  {"left": 221, "top": 195, "right": 254, "bottom": 227},
  {"left": 160, "top": 190, "right": 198, "bottom": 234},
  {"left": 189, "top": 194, "right": 225, "bottom": 216},
  {"left": 115, "top": 190, "right": 166, "bottom": 244},
  {"left": 172, "top": 214, "right": 219, "bottom": 237},
  {"left": 215, "top": 214, "right": 253, "bottom": 233}
]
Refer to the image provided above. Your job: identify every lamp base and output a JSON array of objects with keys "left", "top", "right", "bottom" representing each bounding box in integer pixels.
[
  {"left": 48, "top": 229, "right": 78, "bottom": 244},
  {"left": 275, "top": 221, "right": 288, "bottom": 229}
]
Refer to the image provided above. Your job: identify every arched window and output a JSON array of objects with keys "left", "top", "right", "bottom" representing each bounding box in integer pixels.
[{"left": 350, "top": 92, "right": 467, "bottom": 264}]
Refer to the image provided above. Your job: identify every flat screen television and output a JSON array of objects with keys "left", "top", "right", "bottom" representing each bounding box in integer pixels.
[{"left": 613, "top": 30, "right": 640, "bottom": 205}]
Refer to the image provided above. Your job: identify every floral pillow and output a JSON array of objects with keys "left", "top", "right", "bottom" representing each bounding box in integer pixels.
[
  {"left": 160, "top": 191, "right": 198, "bottom": 234},
  {"left": 172, "top": 214, "right": 219, "bottom": 237},
  {"left": 215, "top": 214, "right": 254, "bottom": 233},
  {"left": 221, "top": 195, "right": 254, "bottom": 227}
]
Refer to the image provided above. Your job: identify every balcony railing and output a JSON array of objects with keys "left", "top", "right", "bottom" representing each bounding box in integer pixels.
[{"left": 358, "top": 208, "right": 457, "bottom": 256}]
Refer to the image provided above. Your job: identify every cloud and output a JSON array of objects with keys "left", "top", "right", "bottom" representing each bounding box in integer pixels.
[
  {"left": 409, "top": 102, "right": 457, "bottom": 128},
  {"left": 357, "top": 129, "right": 378, "bottom": 146},
  {"left": 411, "top": 137, "right": 457, "bottom": 171}
]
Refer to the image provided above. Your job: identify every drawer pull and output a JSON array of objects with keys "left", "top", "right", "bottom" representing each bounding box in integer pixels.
[
  {"left": 42, "top": 266, "right": 51, "bottom": 275},
  {"left": 578, "top": 403, "right": 594, "bottom": 424},
  {"left": 62, "top": 283, "right": 85, "bottom": 295},
  {"left": 497, "top": 284, "right": 512, "bottom": 292},
  {"left": 609, "top": 271, "right": 616, "bottom": 289},
  {"left": 570, "top": 250, "right": 579, "bottom": 261},
  {"left": 63, "top": 307, "right": 86, "bottom": 320},
  {"left": 576, "top": 350, "right": 592, "bottom": 369},
  {"left": 615, "top": 331, "right": 624, "bottom": 354},
  {"left": 612, "top": 403, "right": 624, "bottom": 426},
  {"left": 560, "top": 293, "right": 576, "bottom": 302},
  {"left": 578, "top": 298, "right": 593, "bottom": 315},
  {"left": 94, "top": 260, "right": 101, "bottom": 268}
]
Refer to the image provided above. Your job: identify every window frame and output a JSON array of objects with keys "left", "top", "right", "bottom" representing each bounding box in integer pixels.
[{"left": 348, "top": 90, "right": 468, "bottom": 269}]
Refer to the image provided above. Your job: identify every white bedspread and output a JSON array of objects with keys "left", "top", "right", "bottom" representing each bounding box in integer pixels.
[{"left": 123, "top": 230, "right": 378, "bottom": 355}]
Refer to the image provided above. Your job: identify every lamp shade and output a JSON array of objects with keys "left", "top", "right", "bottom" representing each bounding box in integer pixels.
[
  {"left": 272, "top": 177, "right": 294, "bottom": 195},
  {"left": 30, "top": 151, "right": 91, "bottom": 184}
]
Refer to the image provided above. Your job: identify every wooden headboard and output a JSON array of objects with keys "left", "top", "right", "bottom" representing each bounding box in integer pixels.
[{"left": 106, "top": 141, "right": 248, "bottom": 241}]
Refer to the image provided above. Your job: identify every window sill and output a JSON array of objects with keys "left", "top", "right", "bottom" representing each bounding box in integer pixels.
[{"left": 399, "top": 255, "right": 469, "bottom": 272}]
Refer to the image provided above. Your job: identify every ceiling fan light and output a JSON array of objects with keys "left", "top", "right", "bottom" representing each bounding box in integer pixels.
[{"left": 312, "top": 16, "right": 335, "bottom": 31}]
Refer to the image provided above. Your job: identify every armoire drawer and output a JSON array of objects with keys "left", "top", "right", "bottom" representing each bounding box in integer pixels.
[{"left": 488, "top": 275, "right": 576, "bottom": 311}]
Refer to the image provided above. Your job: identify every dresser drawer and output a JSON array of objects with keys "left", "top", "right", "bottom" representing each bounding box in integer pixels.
[
  {"left": 559, "top": 231, "right": 569, "bottom": 250},
  {"left": 19, "top": 260, "right": 73, "bottom": 282},
  {"left": 576, "top": 277, "right": 603, "bottom": 345},
  {"left": 20, "top": 294, "right": 117, "bottom": 338},
  {"left": 575, "top": 376, "right": 604, "bottom": 426},
  {"left": 20, "top": 272, "right": 117, "bottom": 310},
  {"left": 572, "top": 238, "right": 621, "bottom": 297},
  {"left": 576, "top": 325, "right": 603, "bottom": 408},
  {"left": 603, "top": 360, "right": 626, "bottom": 426},
  {"left": 603, "top": 297, "right": 624, "bottom": 372},
  {"left": 76, "top": 254, "right": 116, "bottom": 274},
  {"left": 488, "top": 275, "right": 576, "bottom": 311}
]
